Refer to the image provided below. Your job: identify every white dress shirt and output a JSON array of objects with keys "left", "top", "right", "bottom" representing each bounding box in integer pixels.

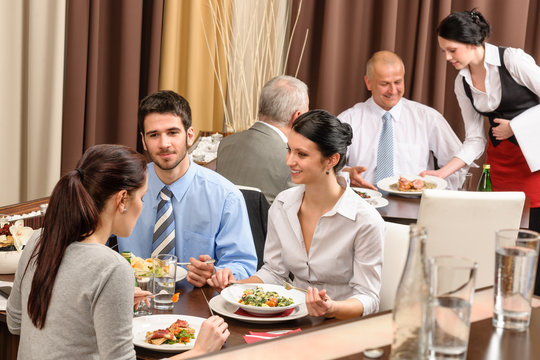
[
  {"left": 255, "top": 181, "right": 385, "bottom": 316},
  {"left": 338, "top": 97, "right": 464, "bottom": 190},
  {"left": 454, "top": 43, "right": 540, "bottom": 171}
]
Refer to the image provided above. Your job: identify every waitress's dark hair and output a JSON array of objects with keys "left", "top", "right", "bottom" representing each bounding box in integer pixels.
[
  {"left": 437, "top": 9, "right": 491, "bottom": 46},
  {"left": 26, "top": 144, "right": 146, "bottom": 329},
  {"left": 291, "top": 109, "right": 353, "bottom": 172}
]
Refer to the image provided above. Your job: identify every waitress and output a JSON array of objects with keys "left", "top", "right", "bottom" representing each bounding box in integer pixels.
[{"left": 422, "top": 10, "right": 540, "bottom": 234}]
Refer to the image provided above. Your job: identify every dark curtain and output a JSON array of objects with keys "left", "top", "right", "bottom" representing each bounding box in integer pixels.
[
  {"left": 287, "top": 0, "right": 540, "bottom": 142},
  {"left": 61, "top": 0, "right": 163, "bottom": 174}
]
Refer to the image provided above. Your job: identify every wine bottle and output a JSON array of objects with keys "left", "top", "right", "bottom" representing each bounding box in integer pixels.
[
  {"left": 477, "top": 164, "right": 492, "bottom": 192},
  {"left": 390, "top": 225, "right": 429, "bottom": 359}
]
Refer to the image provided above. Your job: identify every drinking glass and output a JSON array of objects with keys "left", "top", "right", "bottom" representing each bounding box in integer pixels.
[
  {"left": 427, "top": 256, "right": 477, "bottom": 360},
  {"left": 152, "top": 254, "right": 177, "bottom": 310},
  {"left": 458, "top": 173, "right": 473, "bottom": 191},
  {"left": 134, "top": 270, "right": 153, "bottom": 316},
  {"left": 493, "top": 229, "right": 540, "bottom": 331}
]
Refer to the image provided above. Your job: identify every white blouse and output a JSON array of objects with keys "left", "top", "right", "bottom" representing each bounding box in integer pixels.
[
  {"left": 454, "top": 43, "right": 540, "bottom": 171},
  {"left": 255, "top": 182, "right": 385, "bottom": 315}
]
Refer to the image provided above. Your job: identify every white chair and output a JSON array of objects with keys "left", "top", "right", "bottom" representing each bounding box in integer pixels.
[
  {"left": 379, "top": 222, "right": 410, "bottom": 312},
  {"left": 417, "top": 189, "right": 525, "bottom": 289}
]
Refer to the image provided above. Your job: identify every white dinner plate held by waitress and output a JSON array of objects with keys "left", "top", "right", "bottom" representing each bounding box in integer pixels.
[{"left": 377, "top": 175, "right": 448, "bottom": 197}]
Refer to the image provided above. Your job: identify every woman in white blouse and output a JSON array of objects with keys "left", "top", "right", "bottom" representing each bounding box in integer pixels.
[
  {"left": 422, "top": 9, "right": 540, "bottom": 238},
  {"left": 209, "top": 109, "right": 385, "bottom": 319}
]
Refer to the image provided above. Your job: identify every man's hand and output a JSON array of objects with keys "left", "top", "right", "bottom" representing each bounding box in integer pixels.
[
  {"left": 207, "top": 268, "right": 236, "bottom": 292},
  {"left": 187, "top": 255, "right": 215, "bottom": 287},
  {"left": 343, "top": 166, "right": 377, "bottom": 190},
  {"left": 492, "top": 118, "right": 514, "bottom": 140}
]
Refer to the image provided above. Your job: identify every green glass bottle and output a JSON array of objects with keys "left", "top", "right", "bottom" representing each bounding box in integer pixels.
[{"left": 477, "top": 164, "right": 492, "bottom": 192}]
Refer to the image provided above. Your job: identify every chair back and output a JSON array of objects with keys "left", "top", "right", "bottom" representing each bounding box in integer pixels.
[
  {"left": 380, "top": 222, "right": 410, "bottom": 312},
  {"left": 417, "top": 189, "right": 525, "bottom": 288},
  {"left": 237, "top": 186, "right": 270, "bottom": 270}
]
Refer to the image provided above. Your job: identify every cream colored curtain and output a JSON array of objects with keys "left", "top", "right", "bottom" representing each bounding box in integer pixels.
[
  {"left": 160, "top": 0, "right": 231, "bottom": 134},
  {"left": 0, "top": 0, "right": 66, "bottom": 206}
]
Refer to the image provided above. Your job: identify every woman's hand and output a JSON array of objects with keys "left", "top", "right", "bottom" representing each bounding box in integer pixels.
[
  {"left": 169, "top": 316, "right": 229, "bottom": 359},
  {"left": 419, "top": 169, "right": 446, "bottom": 178},
  {"left": 133, "top": 286, "right": 151, "bottom": 309},
  {"left": 492, "top": 118, "right": 514, "bottom": 140},
  {"left": 207, "top": 268, "right": 236, "bottom": 292},
  {"left": 305, "top": 287, "right": 335, "bottom": 318}
]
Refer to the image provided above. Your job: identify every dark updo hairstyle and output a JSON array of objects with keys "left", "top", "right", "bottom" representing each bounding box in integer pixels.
[
  {"left": 26, "top": 144, "right": 147, "bottom": 329},
  {"left": 291, "top": 109, "right": 353, "bottom": 173},
  {"left": 437, "top": 9, "right": 491, "bottom": 46}
]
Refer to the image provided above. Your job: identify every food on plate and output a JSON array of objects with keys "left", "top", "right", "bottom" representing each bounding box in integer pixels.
[
  {"left": 0, "top": 220, "right": 34, "bottom": 252},
  {"left": 130, "top": 255, "right": 154, "bottom": 276},
  {"left": 353, "top": 189, "right": 371, "bottom": 199},
  {"left": 390, "top": 176, "right": 436, "bottom": 192},
  {"left": 145, "top": 318, "right": 196, "bottom": 345},
  {"left": 239, "top": 287, "right": 293, "bottom": 307}
]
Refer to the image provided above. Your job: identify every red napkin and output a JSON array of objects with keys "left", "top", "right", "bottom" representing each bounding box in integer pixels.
[
  {"left": 243, "top": 328, "right": 302, "bottom": 344},
  {"left": 234, "top": 307, "right": 294, "bottom": 318}
]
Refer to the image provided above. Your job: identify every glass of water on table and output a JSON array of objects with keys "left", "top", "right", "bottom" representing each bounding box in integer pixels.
[
  {"left": 134, "top": 269, "right": 153, "bottom": 316},
  {"left": 493, "top": 229, "right": 540, "bottom": 331},
  {"left": 152, "top": 254, "right": 177, "bottom": 310}
]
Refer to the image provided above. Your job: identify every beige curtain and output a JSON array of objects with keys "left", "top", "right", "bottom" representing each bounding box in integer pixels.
[
  {"left": 0, "top": 0, "right": 66, "bottom": 206},
  {"left": 160, "top": 0, "right": 231, "bottom": 134}
]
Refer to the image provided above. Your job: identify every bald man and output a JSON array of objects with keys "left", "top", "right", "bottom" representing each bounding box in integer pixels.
[{"left": 338, "top": 50, "right": 465, "bottom": 190}]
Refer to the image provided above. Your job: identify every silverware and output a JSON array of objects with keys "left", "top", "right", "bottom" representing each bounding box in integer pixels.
[
  {"left": 201, "top": 288, "right": 214, "bottom": 316},
  {"left": 283, "top": 281, "right": 307, "bottom": 293},
  {"left": 178, "top": 259, "right": 216, "bottom": 266}
]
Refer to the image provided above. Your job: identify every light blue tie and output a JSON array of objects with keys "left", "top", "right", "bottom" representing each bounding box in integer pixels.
[
  {"left": 375, "top": 112, "right": 394, "bottom": 183},
  {"left": 152, "top": 186, "right": 176, "bottom": 257}
]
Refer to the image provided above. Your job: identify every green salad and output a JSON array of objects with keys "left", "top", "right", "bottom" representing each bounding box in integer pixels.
[{"left": 239, "top": 287, "right": 293, "bottom": 307}]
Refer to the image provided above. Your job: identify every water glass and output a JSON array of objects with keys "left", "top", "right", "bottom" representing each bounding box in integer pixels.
[
  {"left": 427, "top": 256, "right": 477, "bottom": 360},
  {"left": 458, "top": 173, "right": 473, "bottom": 191},
  {"left": 493, "top": 229, "right": 540, "bottom": 331},
  {"left": 134, "top": 270, "right": 153, "bottom": 316},
  {"left": 152, "top": 254, "right": 177, "bottom": 310}
]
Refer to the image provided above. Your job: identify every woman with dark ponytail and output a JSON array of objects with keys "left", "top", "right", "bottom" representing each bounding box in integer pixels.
[
  {"left": 7, "top": 144, "right": 229, "bottom": 359},
  {"left": 423, "top": 9, "right": 540, "bottom": 239},
  {"left": 209, "top": 110, "right": 385, "bottom": 319}
]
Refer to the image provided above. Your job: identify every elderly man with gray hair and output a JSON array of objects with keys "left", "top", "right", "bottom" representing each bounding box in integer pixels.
[{"left": 217, "top": 75, "right": 309, "bottom": 203}]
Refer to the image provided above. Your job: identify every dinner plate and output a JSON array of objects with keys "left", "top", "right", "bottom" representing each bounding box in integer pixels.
[
  {"left": 209, "top": 294, "right": 308, "bottom": 324},
  {"left": 176, "top": 266, "right": 187, "bottom": 282},
  {"left": 351, "top": 187, "right": 383, "bottom": 200},
  {"left": 220, "top": 283, "right": 305, "bottom": 315},
  {"left": 376, "top": 175, "right": 448, "bottom": 196},
  {"left": 132, "top": 314, "right": 205, "bottom": 353}
]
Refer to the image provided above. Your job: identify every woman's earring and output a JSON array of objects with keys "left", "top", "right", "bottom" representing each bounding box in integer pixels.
[
  {"left": 122, "top": 207, "right": 127, "bottom": 214},
  {"left": 325, "top": 170, "right": 330, "bottom": 175}
]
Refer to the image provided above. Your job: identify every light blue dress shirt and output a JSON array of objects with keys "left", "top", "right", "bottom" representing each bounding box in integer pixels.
[{"left": 118, "top": 162, "right": 257, "bottom": 280}]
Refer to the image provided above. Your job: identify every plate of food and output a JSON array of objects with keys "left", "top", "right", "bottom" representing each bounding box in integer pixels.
[
  {"left": 208, "top": 294, "right": 308, "bottom": 324},
  {"left": 133, "top": 314, "right": 204, "bottom": 352},
  {"left": 351, "top": 187, "right": 383, "bottom": 200},
  {"left": 377, "top": 175, "right": 447, "bottom": 196},
  {"left": 220, "top": 283, "right": 305, "bottom": 315},
  {"left": 130, "top": 255, "right": 188, "bottom": 282}
]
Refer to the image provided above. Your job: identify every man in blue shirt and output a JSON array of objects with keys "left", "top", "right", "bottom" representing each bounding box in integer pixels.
[{"left": 118, "top": 90, "right": 257, "bottom": 286}]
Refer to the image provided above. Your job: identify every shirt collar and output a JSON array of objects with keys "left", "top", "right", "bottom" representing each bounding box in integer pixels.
[
  {"left": 367, "top": 96, "right": 403, "bottom": 123},
  {"left": 459, "top": 42, "right": 499, "bottom": 80},
  {"left": 257, "top": 121, "right": 288, "bottom": 143},
  {"left": 147, "top": 160, "right": 197, "bottom": 203}
]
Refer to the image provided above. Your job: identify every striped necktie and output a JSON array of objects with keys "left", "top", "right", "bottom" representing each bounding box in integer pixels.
[
  {"left": 151, "top": 186, "right": 176, "bottom": 257},
  {"left": 375, "top": 112, "right": 394, "bottom": 183}
]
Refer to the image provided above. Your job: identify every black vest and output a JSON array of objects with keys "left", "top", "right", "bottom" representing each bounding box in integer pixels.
[{"left": 462, "top": 46, "right": 539, "bottom": 147}]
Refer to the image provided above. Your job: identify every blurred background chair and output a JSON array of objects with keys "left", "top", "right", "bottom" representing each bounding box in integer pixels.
[
  {"left": 417, "top": 189, "right": 525, "bottom": 289},
  {"left": 237, "top": 185, "right": 270, "bottom": 270},
  {"left": 379, "top": 221, "right": 410, "bottom": 312}
]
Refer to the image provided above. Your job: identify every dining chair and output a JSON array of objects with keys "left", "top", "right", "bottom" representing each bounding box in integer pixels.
[
  {"left": 237, "top": 185, "right": 270, "bottom": 270},
  {"left": 379, "top": 221, "right": 410, "bottom": 312},
  {"left": 417, "top": 189, "right": 525, "bottom": 289}
]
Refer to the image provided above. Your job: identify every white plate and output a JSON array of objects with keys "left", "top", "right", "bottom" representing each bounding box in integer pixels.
[
  {"left": 209, "top": 294, "right": 308, "bottom": 324},
  {"left": 351, "top": 188, "right": 383, "bottom": 199},
  {"left": 220, "top": 283, "right": 305, "bottom": 315},
  {"left": 368, "top": 197, "right": 389, "bottom": 209},
  {"left": 176, "top": 266, "right": 187, "bottom": 282},
  {"left": 376, "top": 175, "right": 448, "bottom": 196},
  {"left": 133, "top": 314, "right": 205, "bottom": 353}
]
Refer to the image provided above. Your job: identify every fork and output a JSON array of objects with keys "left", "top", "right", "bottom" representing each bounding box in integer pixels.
[{"left": 283, "top": 281, "right": 307, "bottom": 293}]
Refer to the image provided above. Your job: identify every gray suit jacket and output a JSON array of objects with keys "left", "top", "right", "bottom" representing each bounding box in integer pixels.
[{"left": 216, "top": 122, "right": 293, "bottom": 203}]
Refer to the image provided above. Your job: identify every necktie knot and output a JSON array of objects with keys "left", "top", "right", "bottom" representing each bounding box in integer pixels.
[{"left": 160, "top": 186, "right": 173, "bottom": 201}]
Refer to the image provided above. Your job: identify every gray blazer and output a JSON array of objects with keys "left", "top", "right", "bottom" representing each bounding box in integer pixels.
[{"left": 216, "top": 121, "right": 293, "bottom": 203}]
